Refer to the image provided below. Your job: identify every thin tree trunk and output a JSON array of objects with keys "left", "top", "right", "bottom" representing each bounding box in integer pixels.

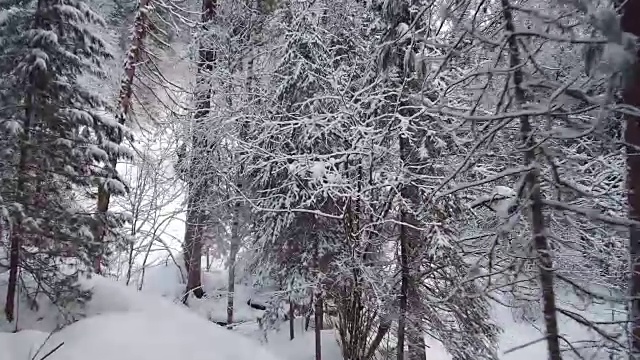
[
  {"left": 226, "top": 209, "right": 240, "bottom": 325},
  {"left": 622, "top": 0, "right": 640, "bottom": 356},
  {"left": 205, "top": 246, "right": 211, "bottom": 270},
  {"left": 305, "top": 292, "right": 313, "bottom": 331},
  {"left": 365, "top": 319, "right": 391, "bottom": 360},
  {"left": 183, "top": 0, "right": 217, "bottom": 302},
  {"left": 397, "top": 130, "right": 423, "bottom": 360},
  {"left": 225, "top": 264, "right": 235, "bottom": 326},
  {"left": 4, "top": 227, "right": 20, "bottom": 323},
  {"left": 501, "top": 1, "right": 561, "bottom": 359},
  {"left": 5, "top": 81, "right": 36, "bottom": 323},
  {"left": 289, "top": 299, "right": 295, "bottom": 340},
  {"left": 124, "top": 239, "right": 135, "bottom": 286},
  {"left": 397, "top": 211, "right": 408, "bottom": 360},
  {"left": 407, "top": 322, "right": 425, "bottom": 360},
  {"left": 94, "top": 0, "right": 152, "bottom": 274},
  {"left": 315, "top": 293, "right": 323, "bottom": 360}
]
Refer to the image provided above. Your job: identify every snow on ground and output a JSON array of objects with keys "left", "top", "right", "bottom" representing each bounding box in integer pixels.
[
  {"left": 137, "top": 262, "right": 270, "bottom": 324},
  {"left": 41, "top": 311, "right": 280, "bottom": 360},
  {"left": 0, "top": 263, "right": 626, "bottom": 360},
  {"left": 233, "top": 318, "right": 342, "bottom": 360},
  {"left": 0, "top": 274, "right": 283, "bottom": 360},
  {"left": 269, "top": 327, "right": 343, "bottom": 360},
  {"left": 0, "top": 330, "right": 49, "bottom": 360},
  {"left": 126, "top": 263, "right": 628, "bottom": 360}
]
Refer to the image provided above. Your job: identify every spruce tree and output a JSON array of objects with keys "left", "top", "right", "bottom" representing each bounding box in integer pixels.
[{"left": 0, "top": 0, "right": 127, "bottom": 323}]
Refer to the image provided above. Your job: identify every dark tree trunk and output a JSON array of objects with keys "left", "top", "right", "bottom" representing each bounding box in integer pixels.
[
  {"left": 5, "top": 72, "right": 36, "bottom": 324},
  {"left": 305, "top": 293, "right": 313, "bottom": 331},
  {"left": 183, "top": 0, "right": 217, "bottom": 302},
  {"left": 365, "top": 319, "right": 391, "bottom": 360},
  {"left": 226, "top": 224, "right": 239, "bottom": 325},
  {"left": 289, "top": 299, "right": 295, "bottom": 340},
  {"left": 397, "top": 127, "right": 425, "bottom": 360},
  {"left": 315, "top": 294, "right": 323, "bottom": 360},
  {"left": 4, "top": 230, "right": 19, "bottom": 323},
  {"left": 226, "top": 173, "right": 242, "bottom": 324},
  {"left": 397, "top": 209, "right": 408, "bottom": 360},
  {"left": 622, "top": 0, "right": 640, "bottom": 356},
  {"left": 501, "top": 0, "right": 561, "bottom": 359}
]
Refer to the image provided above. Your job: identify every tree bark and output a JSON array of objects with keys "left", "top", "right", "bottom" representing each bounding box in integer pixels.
[
  {"left": 622, "top": 0, "right": 640, "bottom": 356},
  {"left": 501, "top": 1, "right": 561, "bottom": 359},
  {"left": 226, "top": 204, "right": 240, "bottom": 325},
  {"left": 305, "top": 292, "right": 313, "bottom": 331},
  {"left": 183, "top": 0, "right": 217, "bottom": 302},
  {"left": 397, "top": 208, "right": 408, "bottom": 360},
  {"left": 365, "top": 319, "right": 391, "bottom": 360},
  {"left": 315, "top": 293, "right": 323, "bottom": 360},
  {"left": 397, "top": 126, "right": 425, "bottom": 360},
  {"left": 4, "top": 224, "right": 20, "bottom": 324},
  {"left": 289, "top": 299, "right": 295, "bottom": 340},
  {"left": 94, "top": 0, "right": 152, "bottom": 274},
  {"left": 5, "top": 69, "right": 37, "bottom": 323}
]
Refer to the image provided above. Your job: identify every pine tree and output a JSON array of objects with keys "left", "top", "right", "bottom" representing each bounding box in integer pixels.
[
  {"left": 0, "top": 0, "right": 127, "bottom": 323},
  {"left": 622, "top": 0, "right": 640, "bottom": 355}
]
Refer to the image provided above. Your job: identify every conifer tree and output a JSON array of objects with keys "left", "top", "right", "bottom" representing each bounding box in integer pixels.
[{"left": 0, "top": 0, "right": 128, "bottom": 323}]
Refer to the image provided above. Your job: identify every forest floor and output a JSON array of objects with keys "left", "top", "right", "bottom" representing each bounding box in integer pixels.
[{"left": 0, "top": 263, "right": 624, "bottom": 360}]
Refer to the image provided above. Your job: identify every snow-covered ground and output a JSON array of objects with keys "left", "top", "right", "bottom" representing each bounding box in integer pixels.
[
  {"left": 0, "top": 263, "right": 625, "bottom": 360},
  {"left": 0, "top": 273, "right": 282, "bottom": 360}
]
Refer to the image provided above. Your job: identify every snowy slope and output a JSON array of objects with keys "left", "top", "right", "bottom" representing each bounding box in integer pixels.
[
  {"left": 41, "top": 311, "right": 280, "bottom": 360},
  {"left": 1, "top": 264, "right": 624, "bottom": 360},
  {"left": 1, "top": 275, "right": 283, "bottom": 360},
  {"left": 137, "top": 263, "right": 270, "bottom": 324},
  {"left": 0, "top": 330, "right": 49, "bottom": 360},
  {"left": 135, "top": 264, "right": 621, "bottom": 360}
]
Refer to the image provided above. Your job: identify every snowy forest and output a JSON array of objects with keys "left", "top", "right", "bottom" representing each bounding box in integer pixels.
[{"left": 2, "top": 0, "right": 640, "bottom": 359}]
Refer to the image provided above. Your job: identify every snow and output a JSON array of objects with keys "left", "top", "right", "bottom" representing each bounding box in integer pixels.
[
  {"left": 41, "top": 312, "right": 281, "bottom": 360},
  {"left": 135, "top": 263, "right": 269, "bottom": 324},
  {"left": 261, "top": 321, "right": 342, "bottom": 360},
  {"left": 193, "top": 271, "right": 270, "bottom": 323},
  {"left": 310, "top": 161, "right": 326, "bottom": 180},
  {"left": 0, "top": 263, "right": 625, "bottom": 360},
  {"left": 0, "top": 275, "right": 283, "bottom": 360},
  {"left": 0, "top": 330, "right": 49, "bottom": 360}
]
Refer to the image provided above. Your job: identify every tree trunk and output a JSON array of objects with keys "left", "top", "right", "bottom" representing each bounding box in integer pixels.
[
  {"left": 397, "top": 209, "right": 408, "bottom": 360},
  {"left": 305, "top": 292, "right": 313, "bottom": 331},
  {"left": 407, "top": 322, "right": 425, "bottom": 360},
  {"left": 4, "top": 229, "right": 20, "bottom": 323},
  {"left": 93, "top": 0, "right": 153, "bottom": 274},
  {"left": 365, "top": 319, "right": 392, "bottom": 360},
  {"left": 289, "top": 299, "right": 295, "bottom": 340},
  {"left": 315, "top": 293, "right": 323, "bottom": 360},
  {"left": 184, "top": 204, "right": 206, "bottom": 300},
  {"left": 501, "top": 1, "right": 561, "bottom": 359},
  {"left": 397, "top": 128, "right": 425, "bottom": 360},
  {"left": 226, "top": 209, "right": 240, "bottom": 325},
  {"left": 622, "top": 0, "right": 640, "bottom": 356},
  {"left": 205, "top": 246, "right": 211, "bottom": 270},
  {"left": 5, "top": 82, "right": 36, "bottom": 324},
  {"left": 183, "top": 0, "right": 217, "bottom": 302}
]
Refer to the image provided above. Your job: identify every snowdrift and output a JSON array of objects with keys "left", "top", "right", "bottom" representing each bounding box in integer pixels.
[
  {"left": 41, "top": 311, "right": 280, "bottom": 360},
  {"left": 138, "top": 262, "right": 270, "bottom": 324},
  {"left": 0, "top": 274, "right": 282, "bottom": 360},
  {"left": 0, "top": 264, "right": 625, "bottom": 360},
  {"left": 0, "top": 330, "right": 49, "bottom": 360}
]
